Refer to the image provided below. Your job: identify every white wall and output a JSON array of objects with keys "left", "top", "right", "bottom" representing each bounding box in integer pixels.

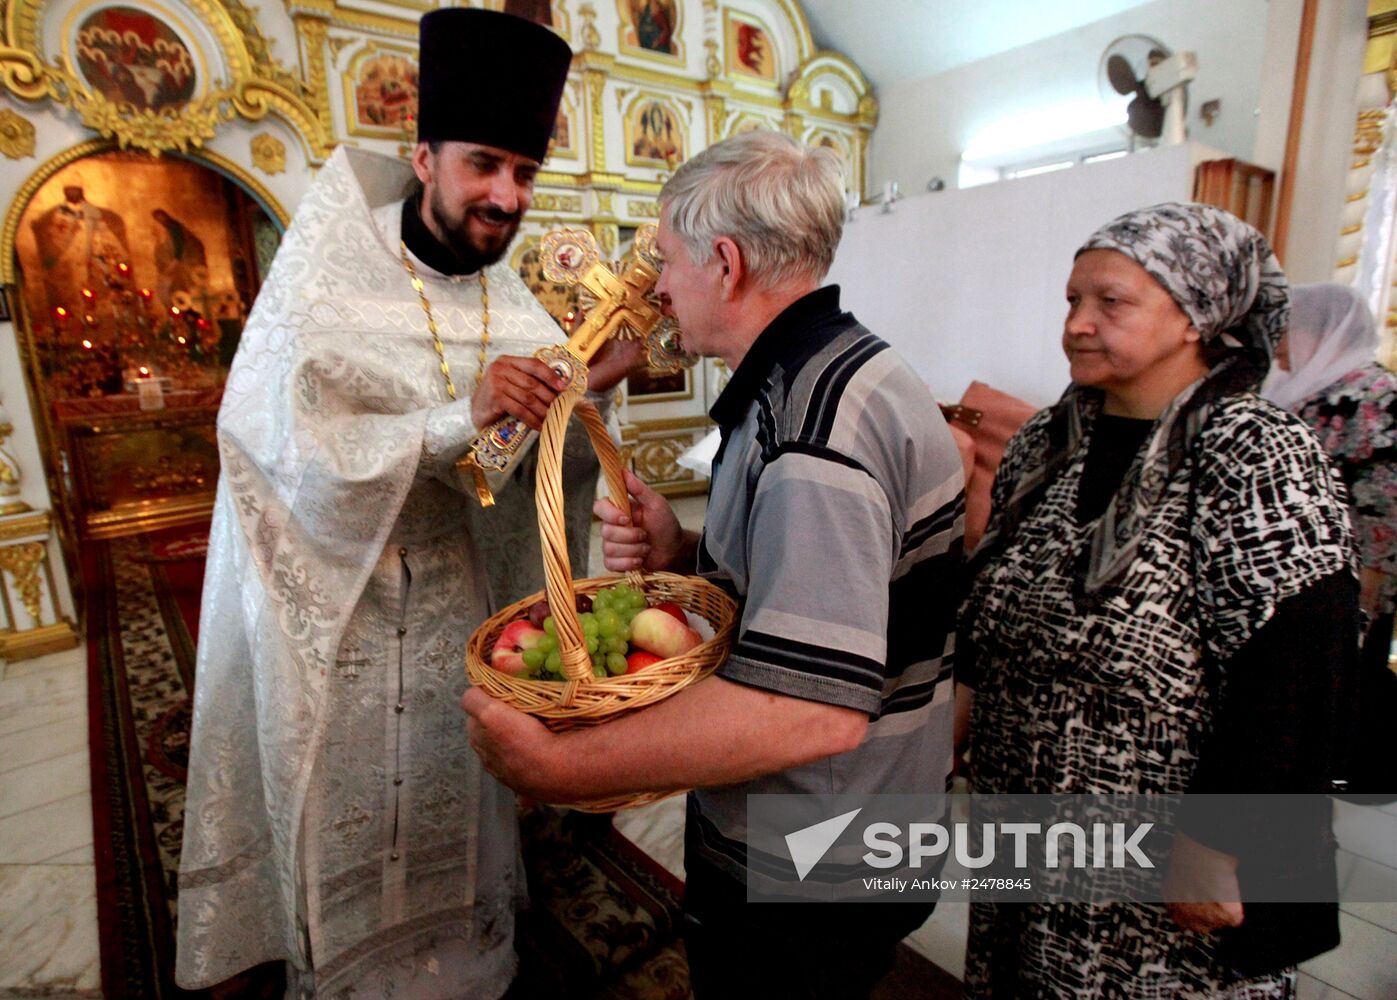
[
  {"left": 869, "top": 0, "right": 1271, "bottom": 195},
  {"left": 827, "top": 142, "right": 1210, "bottom": 408},
  {"left": 0, "top": 316, "right": 75, "bottom": 623},
  {"left": 0, "top": 317, "right": 52, "bottom": 516}
]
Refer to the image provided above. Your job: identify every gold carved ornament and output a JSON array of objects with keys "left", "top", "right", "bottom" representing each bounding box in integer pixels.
[
  {"left": 459, "top": 224, "right": 696, "bottom": 507},
  {"left": 0, "top": 541, "right": 46, "bottom": 624},
  {"left": 251, "top": 132, "right": 287, "bottom": 174},
  {"left": 0, "top": 107, "right": 35, "bottom": 159},
  {"left": 633, "top": 435, "right": 694, "bottom": 483}
]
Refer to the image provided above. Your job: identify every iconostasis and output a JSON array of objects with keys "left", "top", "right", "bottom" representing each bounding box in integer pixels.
[{"left": 0, "top": 0, "right": 875, "bottom": 633}]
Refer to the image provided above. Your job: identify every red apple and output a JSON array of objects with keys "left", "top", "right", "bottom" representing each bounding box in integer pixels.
[
  {"left": 625, "top": 650, "right": 664, "bottom": 673},
  {"left": 652, "top": 601, "right": 689, "bottom": 625},
  {"left": 630, "top": 607, "right": 703, "bottom": 659},
  {"left": 491, "top": 619, "right": 546, "bottom": 675}
]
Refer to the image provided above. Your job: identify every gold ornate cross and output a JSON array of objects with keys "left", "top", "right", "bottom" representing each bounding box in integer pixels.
[{"left": 458, "top": 224, "right": 689, "bottom": 506}]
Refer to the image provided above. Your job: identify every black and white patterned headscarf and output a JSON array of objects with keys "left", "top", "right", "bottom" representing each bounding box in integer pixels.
[{"left": 975, "top": 202, "right": 1291, "bottom": 594}]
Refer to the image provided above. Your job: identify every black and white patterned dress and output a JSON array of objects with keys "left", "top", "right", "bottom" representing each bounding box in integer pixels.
[{"left": 960, "top": 392, "right": 1353, "bottom": 999}]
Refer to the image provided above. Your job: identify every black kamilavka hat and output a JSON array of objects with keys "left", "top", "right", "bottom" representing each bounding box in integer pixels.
[{"left": 416, "top": 8, "right": 572, "bottom": 163}]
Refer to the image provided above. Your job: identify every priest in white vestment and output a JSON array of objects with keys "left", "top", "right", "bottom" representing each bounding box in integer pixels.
[{"left": 175, "top": 11, "right": 640, "bottom": 997}]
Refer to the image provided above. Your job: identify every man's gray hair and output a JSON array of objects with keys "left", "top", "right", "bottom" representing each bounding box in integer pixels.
[{"left": 659, "top": 130, "right": 846, "bottom": 288}]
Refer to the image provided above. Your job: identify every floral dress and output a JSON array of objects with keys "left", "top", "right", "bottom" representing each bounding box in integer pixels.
[{"left": 1295, "top": 363, "right": 1397, "bottom": 617}]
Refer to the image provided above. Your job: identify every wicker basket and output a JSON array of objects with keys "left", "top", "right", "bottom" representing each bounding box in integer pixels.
[{"left": 466, "top": 385, "right": 738, "bottom": 811}]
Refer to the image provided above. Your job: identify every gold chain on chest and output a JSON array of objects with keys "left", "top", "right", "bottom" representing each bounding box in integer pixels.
[{"left": 399, "top": 240, "right": 490, "bottom": 400}]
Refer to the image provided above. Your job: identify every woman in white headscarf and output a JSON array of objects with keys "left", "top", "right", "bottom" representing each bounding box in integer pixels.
[
  {"left": 1265, "top": 283, "right": 1396, "bottom": 629},
  {"left": 1264, "top": 282, "right": 1397, "bottom": 797}
]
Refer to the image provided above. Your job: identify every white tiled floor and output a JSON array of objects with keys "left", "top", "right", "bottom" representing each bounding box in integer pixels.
[
  {"left": 2, "top": 495, "right": 1392, "bottom": 998},
  {"left": 0, "top": 644, "right": 101, "bottom": 999}
]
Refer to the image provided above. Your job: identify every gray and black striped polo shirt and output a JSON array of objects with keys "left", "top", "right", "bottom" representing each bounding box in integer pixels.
[{"left": 686, "top": 285, "right": 965, "bottom": 888}]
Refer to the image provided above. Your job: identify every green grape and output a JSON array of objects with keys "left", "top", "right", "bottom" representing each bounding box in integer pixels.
[
  {"left": 522, "top": 648, "right": 546, "bottom": 670},
  {"left": 585, "top": 635, "right": 599, "bottom": 654},
  {"left": 545, "top": 651, "right": 562, "bottom": 673},
  {"left": 580, "top": 613, "right": 598, "bottom": 635},
  {"left": 592, "top": 591, "right": 611, "bottom": 612},
  {"left": 606, "top": 652, "right": 628, "bottom": 675},
  {"left": 537, "top": 633, "right": 558, "bottom": 654},
  {"left": 626, "top": 591, "right": 647, "bottom": 610},
  {"left": 593, "top": 664, "right": 608, "bottom": 678},
  {"left": 543, "top": 616, "right": 557, "bottom": 637},
  {"left": 607, "top": 635, "right": 628, "bottom": 655}
]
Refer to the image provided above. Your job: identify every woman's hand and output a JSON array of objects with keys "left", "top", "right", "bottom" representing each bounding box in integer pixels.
[
  {"left": 1162, "top": 831, "right": 1245, "bottom": 933},
  {"left": 1359, "top": 566, "right": 1388, "bottom": 621}
]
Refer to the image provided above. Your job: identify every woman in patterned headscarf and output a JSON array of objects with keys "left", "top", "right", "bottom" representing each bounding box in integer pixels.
[{"left": 957, "top": 203, "right": 1357, "bottom": 998}]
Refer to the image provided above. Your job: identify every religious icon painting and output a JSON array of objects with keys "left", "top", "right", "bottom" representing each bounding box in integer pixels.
[
  {"left": 484, "top": 0, "right": 571, "bottom": 40},
  {"left": 14, "top": 153, "right": 271, "bottom": 404},
  {"left": 547, "top": 92, "right": 577, "bottom": 161},
  {"left": 625, "top": 363, "right": 690, "bottom": 403},
  {"left": 74, "top": 6, "right": 198, "bottom": 111},
  {"left": 617, "top": 0, "right": 683, "bottom": 65},
  {"left": 723, "top": 11, "right": 777, "bottom": 84},
  {"left": 502, "top": 0, "right": 553, "bottom": 26},
  {"left": 624, "top": 96, "right": 685, "bottom": 168},
  {"left": 345, "top": 47, "right": 419, "bottom": 140}
]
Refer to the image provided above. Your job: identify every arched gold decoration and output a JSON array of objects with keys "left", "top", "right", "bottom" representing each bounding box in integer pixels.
[
  {"left": 0, "top": 107, "right": 36, "bottom": 158},
  {"left": 771, "top": 0, "right": 814, "bottom": 62},
  {"left": 0, "top": 0, "right": 332, "bottom": 160},
  {"left": 1, "top": 137, "right": 288, "bottom": 284},
  {"left": 787, "top": 51, "right": 877, "bottom": 123},
  {"left": 728, "top": 109, "right": 779, "bottom": 137}
]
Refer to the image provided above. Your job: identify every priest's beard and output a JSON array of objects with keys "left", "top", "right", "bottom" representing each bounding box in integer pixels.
[{"left": 427, "top": 185, "right": 521, "bottom": 273}]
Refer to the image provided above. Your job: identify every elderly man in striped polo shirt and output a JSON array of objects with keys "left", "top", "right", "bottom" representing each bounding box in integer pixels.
[{"left": 464, "top": 129, "right": 966, "bottom": 999}]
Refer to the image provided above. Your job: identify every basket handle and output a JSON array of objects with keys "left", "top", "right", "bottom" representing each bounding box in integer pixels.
[{"left": 536, "top": 386, "right": 647, "bottom": 682}]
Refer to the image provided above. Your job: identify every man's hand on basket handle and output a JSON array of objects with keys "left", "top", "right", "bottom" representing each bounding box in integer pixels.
[{"left": 593, "top": 469, "right": 698, "bottom": 573}]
